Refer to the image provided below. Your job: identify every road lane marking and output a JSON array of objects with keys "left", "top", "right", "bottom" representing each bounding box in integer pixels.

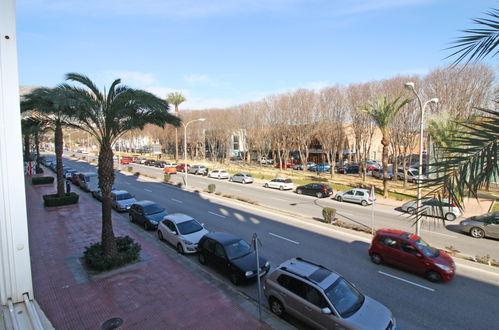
[
  {"left": 208, "top": 211, "right": 226, "bottom": 218},
  {"left": 269, "top": 232, "right": 300, "bottom": 245},
  {"left": 171, "top": 198, "right": 183, "bottom": 203},
  {"left": 144, "top": 189, "right": 153, "bottom": 192},
  {"left": 378, "top": 271, "right": 435, "bottom": 292},
  {"left": 421, "top": 230, "right": 457, "bottom": 238}
]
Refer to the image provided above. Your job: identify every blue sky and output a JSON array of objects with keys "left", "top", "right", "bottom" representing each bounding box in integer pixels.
[{"left": 17, "top": 0, "right": 498, "bottom": 109}]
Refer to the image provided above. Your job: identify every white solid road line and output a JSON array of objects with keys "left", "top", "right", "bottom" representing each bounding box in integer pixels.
[
  {"left": 171, "top": 198, "right": 183, "bottom": 203},
  {"left": 144, "top": 189, "right": 153, "bottom": 192},
  {"left": 208, "top": 211, "right": 226, "bottom": 218},
  {"left": 269, "top": 232, "right": 300, "bottom": 245},
  {"left": 378, "top": 271, "right": 435, "bottom": 292}
]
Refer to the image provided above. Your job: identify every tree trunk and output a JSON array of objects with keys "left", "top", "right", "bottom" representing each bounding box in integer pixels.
[
  {"left": 35, "top": 131, "right": 41, "bottom": 172},
  {"left": 54, "top": 122, "right": 65, "bottom": 197},
  {"left": 24, "top": 134, "right": 30, "bottom": 160},
  {"left": 382, "top": 137, "right": 390, "bottom": 198},
  {"left": 174, "top": 105, "right": 179, "bottom": 162},
  {"left": 98, "top": 142, "right": 117, "bottom": 258}
]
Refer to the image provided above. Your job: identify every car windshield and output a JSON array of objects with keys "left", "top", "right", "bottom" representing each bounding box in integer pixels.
[
  {"left": 142, "top": 204, "right": 164, "bottom": 215},
  {"left": 176, "top": 219, "right": 203, "bottom": 235},
  {"left": 117, "top": 193, "right": 133, "bottom": 200},
  {"left": 413, "top": 238, "right": 440, "bottom": 258},
  {"left": 474, "top": 212, "right": 495, "bottom": 222},
  {"left": 225, "top": 239, "right": 252, "bottom": 260},
  {"left": 325, "top": 277, "right": 365, "bottom": 318}
]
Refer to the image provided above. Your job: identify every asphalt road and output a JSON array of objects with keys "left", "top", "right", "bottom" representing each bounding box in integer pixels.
[{"left": 51, "top": 155, "right": 499, "bottom": 330}]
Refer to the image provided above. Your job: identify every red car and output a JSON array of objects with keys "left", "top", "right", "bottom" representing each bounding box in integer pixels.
[
  {"left": 275, "top": 161, "right": 293, "bottom": 168},
  {"left": 175, "top": 163, "right": 190, "bottom": 172},
  {"left": 120, "top": 157, "right": 132, "bottom": 164},
  {"left": 368, "top": 228, "right": 455, "bottom": 282},
  {"left": 71, "top": 172, "right": 81, "bottom": 186}
]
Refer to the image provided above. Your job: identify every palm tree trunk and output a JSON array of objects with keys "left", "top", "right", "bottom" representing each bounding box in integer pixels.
[
  {"left": 98, "top": 142, "right": 117, "bottom": 258},
  {"left": 382, "top": 139, "right": 389, "bottom": 198},
  {"left": 175, "top": 128, "right": 178, "bottom": 161},
  {"left": 54, "top": 122, "right": 65, "bottom": 197},
  {"left": 24, "top": 134, "right": 30, "bottom": 160},
  {"left": 35, "top": 131, "right": 41, "bottom": 172}
]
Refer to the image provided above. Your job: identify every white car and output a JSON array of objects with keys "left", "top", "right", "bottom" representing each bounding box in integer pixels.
[
  {"left": 208, "top": 169, "right": 229, "bottom": 179},
  {"left": 335, "top": 188, "right": 375, "bottom": 206},
  {"left": 157, "top": 213, "right": 209, "bottom": 254},
  {"left": 264, "top": 178, "right": 294, "bottom": 190},
  {"left": 163, "top": 162, "right": 177, "bottom": 168}
]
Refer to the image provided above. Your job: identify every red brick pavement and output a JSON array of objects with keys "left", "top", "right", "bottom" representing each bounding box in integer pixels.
[{"left": 26, "top": 176, "right": 270, "bottom": 329}]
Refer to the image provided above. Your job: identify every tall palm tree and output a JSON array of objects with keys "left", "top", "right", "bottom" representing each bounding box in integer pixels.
[
  {"left": 166, "top": 92, "right": 186, "bottom": 161},
  {"left": 360, "top": 96, "right": 410, "bottom": 197},
  {"left": 21, "top": 116, "right": 50, "bottom": 173},
  {"left": 61, "top": 73, "right": 180, "bottom": 257},
  {"left": 21, "top": 88, "right": 75, "bottom": 197}
]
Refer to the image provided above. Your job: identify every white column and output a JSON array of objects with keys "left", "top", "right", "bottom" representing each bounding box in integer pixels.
[{"left": 0, "top": 0, "right": 34, "bottom": 304}]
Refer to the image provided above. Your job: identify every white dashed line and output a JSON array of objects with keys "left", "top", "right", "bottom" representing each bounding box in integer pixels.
[
  {"left": 208, "top": 211, "right": 226, "bottom": 218},
  {"left": 269, "top": 232, "right": 300, "bottom": 245},
  {"left": 378, "top": 271, "right": 435, "bottom": 292},
  {"left": 144, "top": 189, "right": 153, "bottom": 192},
  {"left": 171, "top": 198, "right": 183, "bottom": 203}
]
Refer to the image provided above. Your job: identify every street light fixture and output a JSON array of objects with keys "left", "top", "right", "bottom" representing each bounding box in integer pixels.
[
  {"left": 183, "top": 118, "right": 206, "bottom": 187},
  {"left": 405, "top": 82, "right": 438, "bottom": 236}
]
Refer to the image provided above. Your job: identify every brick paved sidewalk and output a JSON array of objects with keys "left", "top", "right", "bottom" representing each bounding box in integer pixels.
[{"left": 25, "top": 176, "right": 272, "bottom": 329}]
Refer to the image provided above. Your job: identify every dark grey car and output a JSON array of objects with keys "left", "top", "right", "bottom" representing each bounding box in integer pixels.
[{"left": 458, "top": 211, "right": 499, "bottom": 239}]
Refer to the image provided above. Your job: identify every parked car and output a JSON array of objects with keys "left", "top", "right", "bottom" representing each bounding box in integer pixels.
[
  {"left": 78, "top": 172, "right": 98, "bottom": 192},
  {"left": 134, "top": 158, "right": 146, "bottom": 164},
  {"left": 176, "top": 163, "right": 190, "bottom": 172},
  {"left": 296, "top": 183, "right": 333, "bottom": 198},
  {"left": 397, "top": 167, "right": 427, "bottom": 182},
  {"left": 154, "top": 160, "right": 167, "bottom": 168},
  {"left": 275, "top": 161, "right": 293, "bottom": 168},
  {"left": 308, "top": 163, "right": 331, "bottom": 172},
  {"left": 401, "top": 198, "right": 461, "bottom": 221},
  {"left": 129, "top": 200, "right": 167, "bottom": 230},
  {"left": 264, "top": 178, "right": 293, "bottom": 191},
  {"left": 119, "top": 157, "right": 132, "bottom": 165},
  {"left": 144, "top": 159, "right": 156, "bottom": 166},
  {"left": 264, "top": 257, "right": 396, "bottom": 329},
  {"left": 337, "top": 164, "right": 359, "bottom": 174},
  {"left": 110, "top": 190, "right": 137, "bottom": 212},
  {"left": 197, "top": 232, "right": 270, "bottom": 285},
  {"left": 208, "top": 169, "right": 230, "bottom": 179},
  {"left": 157, "top": 213, "right": 209, "bottom": 254},
  {"left": 229, "top": 173, "right": 253, "bottom": 184},
  {"left": 163, "top": 162, "right": 177, "bottom": 168},
  {"left": 163, "top": 167, "right": 177, "bottom": 174},
  {"left": 335, "top": 188, "right": 375, "bottom": 206},
  {"left": 70, "top": 172, "right": 81, "bottom": 186},
  {"left": 259, "top": 157, "right": 274, "bottom": 165},
  {"left": 458, "top": 211, "right": 499, "bottom": 239},
  {"left": 368, "top": 229, "right": 455, "bottom": 282},
  {"left": 366, "top": 160, "right": 381, "bottom": 171},
  {"left": 91, "top": 187, "right": 116, "bottom": 202},
  {"left": 292, "top": 162, "right": 315, "bottom": 170},
  {"left": 371, "top": 168, "right": 393, "bottom": 180},
  {"left": 64, "top": 168, "right": 77, "bottom": 179},
  {"left": 188, "top": 164, "right": 207, "bottom": 175}
]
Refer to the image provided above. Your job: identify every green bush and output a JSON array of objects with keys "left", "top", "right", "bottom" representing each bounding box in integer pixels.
[
  {"left": 32, "top": 176, "right": 54, "bottom": 185},
  {"left": 83, "top": 236, "right": 141, "bottom": 272},
  {"left": 163, "top": 173, "right": 171, "bottom": 183},
  {"left": 176, "top": 182, "right": 183, "bottom": 188},
  {"left": 43, "top": 192, "right": 79, "bottom": 207},
  {"left": 208, "top": 184, "right": 216, "bottom": 193},
  {"left": 322, "top": 207, "right": 337, "bottom": 224}
]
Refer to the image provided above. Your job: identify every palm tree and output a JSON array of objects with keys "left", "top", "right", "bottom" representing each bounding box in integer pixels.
[
  {"left": 360, "top": 96, "right": 410, "bottom": 197},
  {"left": 446, "top": 8, "right": 498, "bottom": 65},
  {"left": 21, "top": 116, "right": 50, "bottom": 173},
  {"left": 166, "top": 92, "right": 186, "bottom": 161},
  {"left": 61, "top": 73, "right": 180, "bottom": 257},
  {"left": 21, "top": 88, "right": 74, "bottom": 197}
]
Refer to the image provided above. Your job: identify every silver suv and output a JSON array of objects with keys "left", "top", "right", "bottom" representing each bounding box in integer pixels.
[{"left": 264, "top": 257, "right": 395, "bottom": 330}]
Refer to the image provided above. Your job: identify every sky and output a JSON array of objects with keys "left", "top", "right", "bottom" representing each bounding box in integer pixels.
[{"left": 16, "top": 0, "right": 498, "bottom": 110}]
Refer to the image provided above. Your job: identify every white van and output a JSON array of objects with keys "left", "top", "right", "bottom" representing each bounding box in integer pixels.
[{"left": 78, "top": 172, "right": 98, "bottom": 192}]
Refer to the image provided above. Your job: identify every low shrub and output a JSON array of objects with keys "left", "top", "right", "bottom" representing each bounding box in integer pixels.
[
  {"left": 331, "top": 219, "right": 372, "bottom": 234},
  {"left": 134, "top": 172, "right": 141, "bottom": 176},
  {"left": 43, "top": 192, "right": 79, "bottom": 207},
  {"left": 32, "top": 176, "right": 54, "bottom": 185},
  {"left": 164, "top": 173, "right": 171, "bottom": 183},
  {"left": 127, "top": 166, "right": 133, "bottom": 172},
  {"left": 322, "top": 207, "right": 336, "bottom": 224},
  {"left": 176, "top": 182, "right": 183, "bottom": 188},
  {"left": 208, "top": 184, "right": 216, "bottom": 193},
  {"left": 83, "top": 236, "right": 141, "bottom": 272}
]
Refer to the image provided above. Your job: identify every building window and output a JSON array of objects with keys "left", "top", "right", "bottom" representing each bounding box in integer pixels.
[{"left": 233, "top": 136, "right": 239, "bottom": 150}]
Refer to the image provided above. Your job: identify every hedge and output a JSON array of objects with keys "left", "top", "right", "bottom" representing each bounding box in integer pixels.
[
  {"left": 43, "top": 192, "right": 79, "bottom": 207},
  {"left": 83, "top": 236, "right": 141, "bottom": 271},
  {"left": 32, "top": 176, "right": 54, "bottom": 185}
]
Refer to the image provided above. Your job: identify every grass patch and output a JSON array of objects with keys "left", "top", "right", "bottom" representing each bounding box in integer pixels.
[{"left": 491, "top": 200, "right": 499, "bottom": 212}]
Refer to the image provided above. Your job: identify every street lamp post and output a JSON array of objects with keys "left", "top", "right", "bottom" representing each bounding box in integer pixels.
[
  {"left": 405, "top": 82, "right": 438, "bottom": 236},
  {"left": 183, "top": 118, "right": 206, "bottom": 187}
]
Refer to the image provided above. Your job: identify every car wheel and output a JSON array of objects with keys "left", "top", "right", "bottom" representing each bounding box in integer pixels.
[
  {"left": 361, "top": 200, "right": 368, "bottom": 206},
  {"left": 218, "top": 176, "right": 221, "bottom": 180},
  {"left": 242, "top": 180, "right": 246, "bottom": 184},
  {"left": 445, "top": 213, "right": 456, "bottom": 221},
  {"left": 129, "top": 214, "right": 134, "bottom": 223},
  {"left": 269, "top": 297, "right": 285, "bottom": 317},
  {"left": 265, "top": 183, "right": 269, "bottom": 188},
  {"left": 279, "top": 186, "right": 284, "bottom": 191},
  {"left": 337, "top": 196, "right": 343, "bottom": 202},
  {"left": 177, "top": 244, "right": 184, "bottom": 254},
  {"left": 230, "top": 272, "right": 240, "bottom": 285},
  {"left": 229, "top": 178, "right": 233, "bottom": 182},
  {"left": 470, "top": 227, "right": 485, "bottom": 239},
  {"left": 426, "top": 270, "right": 442, "bottom": 282},
  {"left": 316, "top": 192, "right": 323, "bottom": 198},
  {"left": 370, "top": 253, "right": 383, "bottom": 264},
  {"left": 297, "top": 189, "right": 302, "bottom": 195},
  {"left": 198, "top": 253, "right": 207, "bottom": 265},
  {"left": 158, "top": 230, "right": 163, "bottom": 240},
  {"left": 407, "top": 207, "right": 416, "bottom": 215}
]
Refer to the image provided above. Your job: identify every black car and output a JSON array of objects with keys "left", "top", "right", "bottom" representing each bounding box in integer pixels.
[
  {"left": 197, "top": 232, "right": 270, "bottom": 285},
  {"left": 144, "top": 159, "right": 156, "bottom": 166},
  {"left": 295, "top": 183, "right": 333, "bottom": 198},
  {"left": 129, "top": 200, "right": 168, "bottom": 230},
  {"left": 337, "top": 164, "right": 360, "bottom": 174}
]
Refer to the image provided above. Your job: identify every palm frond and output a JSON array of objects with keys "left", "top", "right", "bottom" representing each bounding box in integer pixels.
[{"left": 65, "top": 73, "right": 104, "bottom": 102}]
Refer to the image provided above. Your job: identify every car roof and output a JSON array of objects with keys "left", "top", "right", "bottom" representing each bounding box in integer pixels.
[
  {"left": 279, "top": 258, "right": 339, "bottom": 290},
  {"left": 204, "top": 232, "right": 242, "bottom": 244},
  {"left": 375, "top": 228, "right": 419, "bottom": 241},
  {"left": 164, "top": 213, "right": 194, "bottom": 224},
  {"left": 112, "top": 190, "right": 131, "bottom": 195},
  {"left": 133, "top": 200, "right": 157, "bottom": 207}
]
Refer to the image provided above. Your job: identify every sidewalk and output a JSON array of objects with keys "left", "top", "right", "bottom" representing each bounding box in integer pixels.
[{"left": 25, "top": 175, "right": 275, "bottom": 329}]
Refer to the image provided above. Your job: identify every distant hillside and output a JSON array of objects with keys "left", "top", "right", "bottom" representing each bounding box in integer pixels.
[{"left": 19, "top": 86, "right": 41, "bottom": 96}]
